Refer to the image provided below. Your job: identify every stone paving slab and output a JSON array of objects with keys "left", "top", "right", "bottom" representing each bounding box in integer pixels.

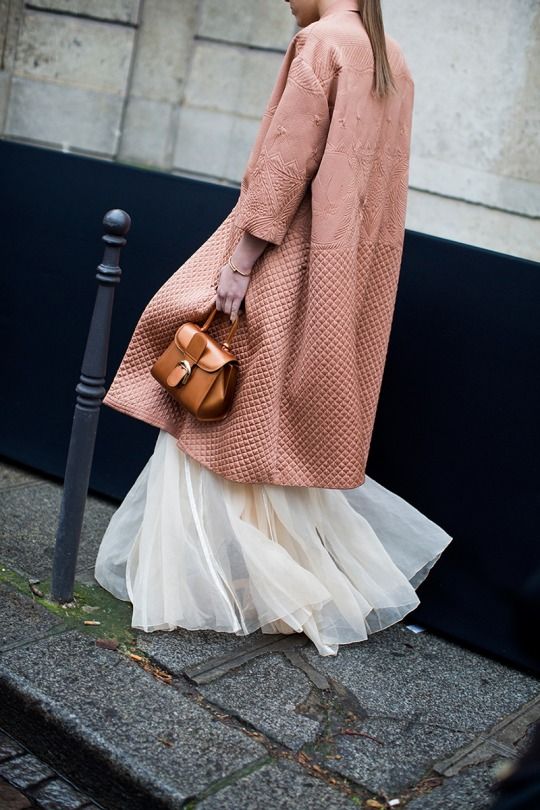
[
  {"left": 304, "top": 624, "right": 539, "bottom": 729},
  {"left": 0, "top": 752, "right": 56, "bottom": 791},
  {"left": 301, "top": 624, "right": 539, "bottom": 795},
  {"left": 324, "top": 715, "right": 472, "bottom": 795},
  {"left": 197, "top": 757, "right": 360, "bottom": 809},
  {"left": 137, "top": 625, "right": 316, "bottom": 685},
  {"left": 405, "top": 760, "right": 504, "bottom": 810},
  {"left": 199, "top": 652, "right": 320, "bottom": 751},
  {"left": 0, "top": 464, "right": 47, "bottom": 490},
  {"left": 0, "top": 479, "right": 116, "bottom": 579},
  {"left": 136, "top": 625, "right": 265, "bottom": 672},
  {"left": 0, "top": 631, "right": 266, "bottom": 809},
  {"left": 433, "top": 693, "right": 540, "bottom": 777},
  {"left": 0, "top": 734, "right": 26, "bottom": 762},
  {"left": 0, "top": 583, "right": 64, "bottom": 652},
  {"left": 28, "top": 777, "right": 96, "bottom": 809}
]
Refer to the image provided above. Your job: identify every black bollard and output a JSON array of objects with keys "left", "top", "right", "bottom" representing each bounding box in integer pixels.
[{"left": 51, "top": 209, "right": 131, "bottom": 603}]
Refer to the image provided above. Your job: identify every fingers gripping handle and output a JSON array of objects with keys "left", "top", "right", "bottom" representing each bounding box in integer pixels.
[{"left": 201, "top": 304, "right": 240, "bottom": 349}]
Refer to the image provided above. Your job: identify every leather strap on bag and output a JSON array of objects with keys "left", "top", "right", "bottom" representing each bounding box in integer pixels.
[{"left": 200, "top": 306, "right": 240, "bottom": 349}]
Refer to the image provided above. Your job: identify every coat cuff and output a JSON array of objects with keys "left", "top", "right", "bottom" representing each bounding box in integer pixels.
[{"left": 233, "top": 202, "right": 288, "bottom": 246}]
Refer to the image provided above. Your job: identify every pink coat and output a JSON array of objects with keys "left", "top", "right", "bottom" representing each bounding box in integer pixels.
[{"left": 103, "top": 0, "right": 414, "bottom": 488}]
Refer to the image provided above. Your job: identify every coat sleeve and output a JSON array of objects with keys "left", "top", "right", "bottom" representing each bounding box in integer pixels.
[{"left": 233, "top": 55, "right": 331, "bottom": 246}]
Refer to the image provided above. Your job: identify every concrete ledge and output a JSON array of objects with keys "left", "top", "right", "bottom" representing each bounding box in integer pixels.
[{"left": 0, "top": 630, "right": 265, "bottom": 810}]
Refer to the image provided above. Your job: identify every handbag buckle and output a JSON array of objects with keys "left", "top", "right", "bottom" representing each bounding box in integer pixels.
[{"left": 179, "top": 359, "right": 192, "bottom": 384}]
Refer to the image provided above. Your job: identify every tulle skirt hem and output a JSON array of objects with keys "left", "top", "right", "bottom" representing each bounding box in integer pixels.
[{"left": 94, "top": 430, "right": 452, "bottom": 657}]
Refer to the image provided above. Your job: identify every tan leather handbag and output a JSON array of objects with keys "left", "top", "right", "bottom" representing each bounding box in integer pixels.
[{"left": 150, "top": 305, "right": 240, "bottom": 421}]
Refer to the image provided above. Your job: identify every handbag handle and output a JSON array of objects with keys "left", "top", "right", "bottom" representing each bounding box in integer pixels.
[{"left": 200, "top": 304, "right": 240, "bottom": 349}]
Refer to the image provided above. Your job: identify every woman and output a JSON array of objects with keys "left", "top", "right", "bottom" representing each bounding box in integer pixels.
[{"left": 95, "top": 0, "right": 452, "bottom": 656}]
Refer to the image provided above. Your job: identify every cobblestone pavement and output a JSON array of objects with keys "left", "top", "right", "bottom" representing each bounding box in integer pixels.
[{"left": 0, "top": 730, "right": 102, "bottom": 809}]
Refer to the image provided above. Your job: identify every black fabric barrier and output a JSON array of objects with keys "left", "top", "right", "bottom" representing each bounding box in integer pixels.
[{"left": 1, "top": 140, "right": 538, "bottom": 675}]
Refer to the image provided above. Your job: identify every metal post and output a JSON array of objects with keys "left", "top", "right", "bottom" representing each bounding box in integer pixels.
[{"left": 51, "top": 209, "right": 131, "bottom": 603}]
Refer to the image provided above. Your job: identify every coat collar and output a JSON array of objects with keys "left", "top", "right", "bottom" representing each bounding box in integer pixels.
[{"left": 320, "top": 0, "right": 360, "bottom": 19}]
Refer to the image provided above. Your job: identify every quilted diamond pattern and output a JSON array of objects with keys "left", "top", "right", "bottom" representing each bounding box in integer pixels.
[{"left": 103, "top": 8, "right": 414, "bottom": 489}]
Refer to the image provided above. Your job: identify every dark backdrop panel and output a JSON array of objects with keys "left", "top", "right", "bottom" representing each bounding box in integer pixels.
[
  {"left": 0, "top": 140, "right": 236, "bottom": 496},
  {"left": 370, "top": 232, "right": 540, "bottom": 675},
  {"left": 1, "top": 140, "right": 538, "bottom": 675}
]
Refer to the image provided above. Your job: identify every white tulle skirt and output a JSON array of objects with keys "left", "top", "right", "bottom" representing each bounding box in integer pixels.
[{"left": 94, "top": 429, "right": 452, "bottom": 656}]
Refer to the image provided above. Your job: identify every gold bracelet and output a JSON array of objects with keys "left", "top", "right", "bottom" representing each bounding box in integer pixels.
[{"left": 228, "top": 256, "right": 251, "bottom": 277}]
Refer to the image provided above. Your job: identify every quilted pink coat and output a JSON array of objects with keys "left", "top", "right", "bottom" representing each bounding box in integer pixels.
[{"left": 103, "top": 0, "right": 414, "bottom": 488}]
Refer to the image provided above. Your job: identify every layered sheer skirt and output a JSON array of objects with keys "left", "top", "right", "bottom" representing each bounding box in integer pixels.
[{"left": 94, "top": 429, "right": 452, "bottom": 656}]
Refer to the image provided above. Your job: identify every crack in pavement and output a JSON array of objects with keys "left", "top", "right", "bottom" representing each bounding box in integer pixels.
[
  {"left": 121, "top": 640, "right": 540, "bottom": 807},
  {"left": 126, "top": 645, "right": 381, "bottom": 803}
]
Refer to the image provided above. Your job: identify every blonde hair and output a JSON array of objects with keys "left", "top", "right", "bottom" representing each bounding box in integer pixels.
[{"left": 357, "top": 0, "right": 397, "bottom": 98}]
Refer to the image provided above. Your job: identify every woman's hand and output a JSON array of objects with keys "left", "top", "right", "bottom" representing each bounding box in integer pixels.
[
  {"left": 214, "top": 231, "right": 269, "bottom": 321},
  {"left": 215, "top": 260, "right": 252, "bottom": 322}
]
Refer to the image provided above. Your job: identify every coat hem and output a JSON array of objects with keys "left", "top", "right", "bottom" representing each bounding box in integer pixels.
[{"left": 102, "top": 394, "right": 367, "bottom": 490}]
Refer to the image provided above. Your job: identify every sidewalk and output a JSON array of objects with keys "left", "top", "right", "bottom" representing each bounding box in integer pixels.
[{"left": 0, "top": 458, "right": 538, "bottom": 810}]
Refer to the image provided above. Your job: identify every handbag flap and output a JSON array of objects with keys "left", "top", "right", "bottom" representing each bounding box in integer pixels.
[{"left": 174, "top": 323, "right": 238, "bottom": 372}]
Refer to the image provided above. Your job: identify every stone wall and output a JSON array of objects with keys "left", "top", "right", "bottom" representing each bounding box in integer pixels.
[
  {"left": 1, "top": 0, "right": 538, "bottom": 260},
  {"left": 386, "top": 0, "right": 540, "bottom": 261}
]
